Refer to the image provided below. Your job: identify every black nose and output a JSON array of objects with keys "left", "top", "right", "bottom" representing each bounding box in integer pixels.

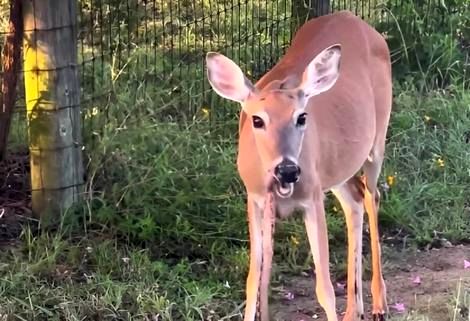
[{"left": 274, "top": 160, "right": 301, "bottom": 184}]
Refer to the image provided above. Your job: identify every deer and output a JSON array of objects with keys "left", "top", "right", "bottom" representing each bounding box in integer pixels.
[{"left": 206, "top": 10, "right": 392, "bottom": 321}]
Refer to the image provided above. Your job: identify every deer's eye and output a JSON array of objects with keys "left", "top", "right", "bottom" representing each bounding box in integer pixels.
[
  {"left": 296, "top": 112, "right": 307, "bottom": 127},
  {"left": 252, "top": 115, "right": 265, "bottom": 129}
]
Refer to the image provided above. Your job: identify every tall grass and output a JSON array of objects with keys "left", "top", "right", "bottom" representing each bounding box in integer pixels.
[
  {"left": 71, "top": 0, "right": 470, "bottom": 257},
  {"left": 2, "top": 0, "right": 467, "bottom": 265}
]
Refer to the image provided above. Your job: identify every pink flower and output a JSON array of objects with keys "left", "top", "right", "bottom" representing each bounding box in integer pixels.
[
  {"left": 284, "top": 291, "right": 295, "bottom": 300},
  {"left": 464, "top": 260, "right": 470, "bottom": 269},
  {"left": 390, "top": 302, "right": 406, "bottom": 313},
  {"left": 412, "top": 276, "right": 421, "bottom": 285}
]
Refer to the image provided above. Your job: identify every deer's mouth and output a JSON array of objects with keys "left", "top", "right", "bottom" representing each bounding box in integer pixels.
[
  {"left": 273, "top": 180, "right": 294, "bottom": 198},
  {"left": 271, "top": 158, "right": 299, "bottom": 198}
]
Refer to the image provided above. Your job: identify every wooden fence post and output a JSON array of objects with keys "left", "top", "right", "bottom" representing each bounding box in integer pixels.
[
  {"left": 315, "top": 0, "right": 331, "bottom": 16},
  {"left": 22, "top": 0, "right": 83, "bottom": 225},
  {"left": 292, "top": 0, "right": 331, "bottom": 32},
  {"left": 292, "top": 0, "right": 313, "bottom": 29}
]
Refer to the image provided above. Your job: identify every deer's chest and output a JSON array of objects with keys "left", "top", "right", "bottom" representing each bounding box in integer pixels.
[{"left": 275, "top": 196, "right": 311, "bottom": 219}]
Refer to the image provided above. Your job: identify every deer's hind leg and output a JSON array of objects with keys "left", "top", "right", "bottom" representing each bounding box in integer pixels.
[
  {"left": 362, "top": 54, "right": 392, "bottom": 320},
  {"left": 332, "top": 176, "right": 366, "bottom": 321},
  {"left": 363, "top": 145, "right": 388, "bottom": 321}
]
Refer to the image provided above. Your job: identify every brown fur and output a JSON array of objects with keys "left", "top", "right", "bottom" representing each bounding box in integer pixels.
[
  {"left": 207, "top": 10, "right": 392, "bottom": 321},
  {"left": 237, "top": 11, "right": 391, "bottom": 196},
  {"left": 238, "top": 11, "right": 392, "bottom": 321}
]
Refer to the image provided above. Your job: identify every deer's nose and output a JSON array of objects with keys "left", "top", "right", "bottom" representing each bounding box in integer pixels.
[{"left": 274, "top": 159, "right": 301, "bottom": 184}]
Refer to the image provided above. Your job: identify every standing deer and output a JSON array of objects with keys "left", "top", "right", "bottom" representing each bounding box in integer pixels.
[{"left": 206, "top": 10, "right": 392, "bottom": 321}]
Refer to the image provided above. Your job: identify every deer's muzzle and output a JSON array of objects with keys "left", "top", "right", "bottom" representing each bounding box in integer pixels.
[
  {"left": 274, "top": 159, "right": 301, "bottom": 184},
  {"left": 273, "top": 159, "right": 300, "bottom": 198}
]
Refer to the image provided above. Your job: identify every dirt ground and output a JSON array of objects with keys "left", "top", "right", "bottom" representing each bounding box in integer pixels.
[
  {"left": 270, "top": 245, "right": 470, "bottom": 321},
  {"left": 0, "top": 149, "right": 34, "bottom": 246}
]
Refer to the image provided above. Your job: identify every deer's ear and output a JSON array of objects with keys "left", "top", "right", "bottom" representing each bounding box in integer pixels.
[
  {"left": 206, "top": 52, "right": 255, "bottom": 103},
  {"left": 299, "top": 44, "right": 341, "bottom": 98}
]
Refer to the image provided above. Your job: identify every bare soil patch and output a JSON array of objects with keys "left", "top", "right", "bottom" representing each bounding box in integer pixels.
[
  {"left": 271, "top": 246, "right": 470, "bottom": 321},
  {"left": 0, "top": 149, "right": 34, "bottom": 246}
]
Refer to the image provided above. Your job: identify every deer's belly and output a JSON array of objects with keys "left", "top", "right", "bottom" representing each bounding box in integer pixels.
[{"left": 317, "top": 134, "right": 375, "bottom": 190}]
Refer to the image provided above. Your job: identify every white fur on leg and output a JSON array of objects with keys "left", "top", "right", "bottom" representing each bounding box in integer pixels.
[
  {"left": 244, "top": 196, "right": 263, "bottom": 321},
  {"left": 304, "top": 200, "right": 338, "bottom": 321}
]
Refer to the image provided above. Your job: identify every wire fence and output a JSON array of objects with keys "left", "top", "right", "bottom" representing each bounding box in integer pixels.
[
  {"left": 71, "top": 0, "right": 468, "bottom": 135},
  {"left": 78, "top": 1, "right": 294, "bottom": 123},
  {"left": 1, "top": 1, "right": 468, "bottom": 129}
]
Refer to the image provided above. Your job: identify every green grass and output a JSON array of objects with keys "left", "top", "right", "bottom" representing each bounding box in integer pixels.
[
  {"left": 76, "top": 76, "right": 470, "bottom": 252},
  {"left": 4, "top": 32, "right": 470, "bottom": 321},
  {"left": 3, "top": 81, "right": 469, "bottom": 320},
  {"left": 0, "top": 229, "right": 468, "bottom": 320},
  {"left": 0, "top": 228, "right": 246, "bottom": 320},
  {"left": 380, "top": 82, "right": 470, "bottom": 245}
]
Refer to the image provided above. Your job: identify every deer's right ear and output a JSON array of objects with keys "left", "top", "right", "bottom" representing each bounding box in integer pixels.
[{"left": 206, "top": 52, "right": 255, "bottom": 103}]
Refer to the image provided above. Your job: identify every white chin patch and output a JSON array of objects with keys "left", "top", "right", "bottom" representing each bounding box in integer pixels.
[{"left": 275, "top": 182, "right": 294, "bottom": 198}]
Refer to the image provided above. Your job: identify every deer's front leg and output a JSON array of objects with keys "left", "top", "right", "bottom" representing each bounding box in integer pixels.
[
  {"left": 244, "top": 195, "right": 263, "bottom": 321},
  {"left": 258, "top": 192, "right": 275, "bottom": 321},
  {"left": 304, "top": 196, "right": 338, "bottom": 321}
]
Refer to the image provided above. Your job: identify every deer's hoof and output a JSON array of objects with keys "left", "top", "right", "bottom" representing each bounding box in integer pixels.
[
  {"left": 342, "top": 311, "right": 364, "bottom": 321},
  {"left": 372, "top": 313, "right": 386, "bottom": 321}
]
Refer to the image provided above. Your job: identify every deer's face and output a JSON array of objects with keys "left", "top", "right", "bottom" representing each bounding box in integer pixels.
[
  {"left": 206, "top": 44, "right": 341, "bottom": 197},
  {"left": 242, "top": 87, "right": 308, "bottom": 197}
]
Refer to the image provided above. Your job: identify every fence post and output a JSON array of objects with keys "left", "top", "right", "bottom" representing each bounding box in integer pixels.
[
  {"left": 292, "top": 0, "right": 331, "bottom": 31},
  {"left": 315, "top": 0, "right": 330, "bottom": 16},
  {"left": 22, "top": 0, "right": 83, "bottom": 225},
  {"left": 292, "top": 0, "right": 313, "bottom": 28}
]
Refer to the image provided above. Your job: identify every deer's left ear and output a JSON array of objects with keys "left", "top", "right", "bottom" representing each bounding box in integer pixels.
[{"left": 299, "top": 44, "right": 341, "bottom": 98}]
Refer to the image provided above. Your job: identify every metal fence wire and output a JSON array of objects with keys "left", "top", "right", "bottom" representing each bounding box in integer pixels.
[
  {"left": 0, "top": 0, "right": 469, "bottom": 147},
  {"left": 77, "top": 0, "right": 295, "bottom": 125},
  {"left": 0, "top": 0, "right": 468, "bottom": 217}
]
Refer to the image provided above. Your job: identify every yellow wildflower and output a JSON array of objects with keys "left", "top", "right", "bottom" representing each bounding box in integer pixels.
[
  {"left": 386, "top": 175, "right": 396, "bottom": 187},
  {"left": 332, "top": 206, "right": 338, "bottom": 213},
  {"left": 424, "top": 115, "right": 431, "bottom": 122},
  {"left": 84, "top": 107, "right": 99, "bottom": 119},
  {"left": 201, "top": 106, "right": 210, "bottom": 118},
  {"left": 436, "top": 157, "right": 445, "bottom": 168},
  {"left": 290, "top": 235, "right": 300, "bottom": 246}
]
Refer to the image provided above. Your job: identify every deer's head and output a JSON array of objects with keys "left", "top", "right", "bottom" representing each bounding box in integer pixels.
[{"left": 206, "top": 45, "right": 341, "bottom": 197}]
